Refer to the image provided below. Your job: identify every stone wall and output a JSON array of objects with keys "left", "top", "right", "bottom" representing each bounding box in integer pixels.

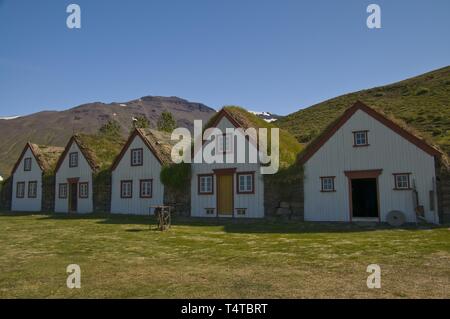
[
  {"left": 438, "top": 168, "right": 450, "bottom": 224},
  {"left": 164, "top": 184, "right": 191, "bottom": 217},
  {"left": 93, "top": 171, "right": 111, "bottom": 213},
  {"left": 42, "top": 174, "right": 55, "bottom": 212},
  {"left": 264, "top": 173, "right": 304, "bottom": 219},
  {"left": 0, "top": 177, "right": 12, "bottom": 211}
]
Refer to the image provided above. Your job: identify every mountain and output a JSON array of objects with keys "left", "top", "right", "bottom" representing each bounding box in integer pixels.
[
  {"left": 0, "top": 96, "right": 216, "bottom": 177},
  {"left": 277, "top": 66, "right": 450, "bottom": 157},
  {"left": 249, "top": 111, "right": 283, "bottom": 123},
  {"left": 0, "top": 116, "right": 20, "bottom": 120}
]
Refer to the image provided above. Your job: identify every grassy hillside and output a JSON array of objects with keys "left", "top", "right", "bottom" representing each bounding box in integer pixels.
[{"left": 277, "top": 66, "right": 450, "bottom": 156}]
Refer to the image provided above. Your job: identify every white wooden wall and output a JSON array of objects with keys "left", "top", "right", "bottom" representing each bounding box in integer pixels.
[
  {"left": 111, "top": 135, "right": 164, "bottom": 215},
  {"left": 191, "top": 116, "right": 265, "bottom": 218},
  {"left": 55, "top": 142, "right": 93, "bottom": 214},
  {"left": 11, "top": 147, "right": 42, "bottom": 212},
  {"left": 304, "top": 109, "right": 438, "bottom": 223}
]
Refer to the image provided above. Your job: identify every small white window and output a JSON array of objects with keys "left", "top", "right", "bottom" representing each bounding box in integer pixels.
[
  {"left": 205, "top": 208, "right": 215, "bottom": 215},
  {"left": 131, "top": 149, "right": 143, "bottom": 166},
  {"left": 140, "top": 180, "right": 152, "bottom": 198},
  {"left": 217, "top": 133, "right": 233, "bottom": 154},
  {"left": 121, "top": 180, "right": 133, "bottom": 198},
  {"left": 236, "top": 208, "right": 246, "bottom": 216},
  {"left": 16, "top": 182, "right": 25, "bottom": 198},
  {"left": 59, "top": 183, "right": 68, "bottom": 199},
  {"left": 79, "top": 183, "right": 89, "bottom": 198},
  {"left": 238, "top": 173, "right": 254, "bottom": 193},
  {"left": 353, "top": 131, "right": 368, "bottom": 146},
  {"left": 199, "top": 175, "right": 213, "bottom": 194},
  {"left": 69, "top": 152, "right": 78, "bottom": 168},
  {"left": 24, "top": 158, "right": 32, "bottom": 171},
  {"left": 394, "top": 174, "right": 410, "bottom": 190},
  {"left": 321, "top": 177, "right": 335, "bottom": 192},
  {"left": 28, "top": 181, "right": 37, "bottom": 198}
]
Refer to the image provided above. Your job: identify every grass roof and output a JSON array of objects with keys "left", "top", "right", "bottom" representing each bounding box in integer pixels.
[
  {"left": 74, "top": 133, "right": 126, "bottom": 171},
  {"left": 29, "top": 144, "right": 64, "bottom": 173},
  {"left": 205, "top": 106, "right": 303, "bottom": 168},
  {"left": 137, "top": 128, "right": 176, "bottom": 165}
]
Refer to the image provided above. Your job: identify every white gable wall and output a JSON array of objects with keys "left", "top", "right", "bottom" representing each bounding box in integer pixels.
[
  {"left": 55, "top": 142, "right": 93, "bottom": 213},
  {"left": 304, "top": 109, "right": 438, "bottom": 223},
  {"left": 191, "top": 116, "right": 265, "bottom": 218},
  {"left": 11, "top": 147, "right": 43, "bottom": 212},
  {"left": 111, "top": 135, "right": 164, "bottom": 215}
]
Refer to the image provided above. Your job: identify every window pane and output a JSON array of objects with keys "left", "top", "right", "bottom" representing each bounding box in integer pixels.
[
  {"left": 238, "top": 174, "right": 253, "bottom": 192},
  {"left": 200, "top": 176, "right": 212, "bottom": 193},
  {"left": 355, "top": 131, "right": 367, "bottom": 145},
  {"left": 395, "top": 175, "right": 409, "bottom": 188},
  {"left": 141, "top": 181, "right": 152, "bottom": 196},
  {"left": 322, "top": 177, "right": 334, "bottom": 191}
]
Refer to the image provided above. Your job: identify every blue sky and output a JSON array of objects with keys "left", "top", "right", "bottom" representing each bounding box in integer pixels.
[{"left": 0, "top": 0, "right": 449, "bottom": 117}]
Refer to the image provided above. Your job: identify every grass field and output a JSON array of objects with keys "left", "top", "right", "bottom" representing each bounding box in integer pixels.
[{"left": 0, "top": 213, "right": 449, "bottom": 298}]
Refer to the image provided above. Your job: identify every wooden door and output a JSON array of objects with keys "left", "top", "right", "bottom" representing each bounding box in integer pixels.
[
  {"left": 69, "top": 183, "right": 78, "bottom": 213},
  {"left": 217, "top": 174, "right": 233, "bottom": 216}
]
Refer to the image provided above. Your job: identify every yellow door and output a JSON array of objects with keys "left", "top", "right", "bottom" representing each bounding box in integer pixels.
[{"left": 217, "top": 174, "right": 233, "bottom": 215}]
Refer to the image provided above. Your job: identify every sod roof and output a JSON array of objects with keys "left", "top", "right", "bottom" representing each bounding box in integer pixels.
[
  {"left": 29, "top": 144, "right": 65, "bottom": 173},
  {"left": 56, "top": 133, "right": 126, "bottom": 173},
  {"left": 203, "top": 106, "right": 303, "bottom": 168},
  {"left": 137, "top": 129, "right": 175, "bottom": 165},
  {"left": 11, "top": 142, "right": 64, "bottom": 175},
  {"left": 111, "top": 128, "right": 177, "bottom": 170}
]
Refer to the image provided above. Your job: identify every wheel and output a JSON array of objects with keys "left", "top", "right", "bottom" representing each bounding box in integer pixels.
[{"left": 386, "top": 210, "right": 406, "bottom": 227}]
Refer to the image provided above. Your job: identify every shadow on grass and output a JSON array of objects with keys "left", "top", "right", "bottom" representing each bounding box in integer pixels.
[{"left": 1, "top": 211, "right": 446, "bottom": 234}]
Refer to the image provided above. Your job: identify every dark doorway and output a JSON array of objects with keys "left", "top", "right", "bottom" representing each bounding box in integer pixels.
[
  {"left": 351, "top": 178, "right": 378, "bottom": 218},
  {"left": 69, "top": 183, "right": 78, "bottom": 212}
]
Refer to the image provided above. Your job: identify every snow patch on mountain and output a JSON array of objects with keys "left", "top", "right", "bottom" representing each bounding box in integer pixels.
[{"left": 249, "top": 111, "right": 282, "bottom": 123}]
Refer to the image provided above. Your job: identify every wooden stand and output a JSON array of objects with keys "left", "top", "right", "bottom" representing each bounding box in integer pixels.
[{"left": 152, "top": 205, "right": 172, "bottom": 231}]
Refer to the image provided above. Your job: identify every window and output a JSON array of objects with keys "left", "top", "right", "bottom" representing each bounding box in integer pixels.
[
  {"left": 236, "top": 208, "right": 247, "bottom": 216},
  {"left": 16, "top": 182, "right": 25, "bottom": 198},
  {"left": 237, "top": 172, "right": 254, "bottom": 194},
  {"left": 394, "top": 173, "right": 411, "bottom": 190},
  {"left": 69, "top": 152, "right": 78, "bottom": 167},
  {"left": 205, "top": 208, "right": 215, "bottom": 215},
  {"left": 140, "top": 179, "right": 153, "bottom": 198},
  {"left": 28, "top": 181, "right": 37, "bottom": 198},
  {"left": 321, "top": 177, "right": 335, "bottom": 192},
  {"left": 59, "top": 183, "right": 68, "bottom": 199},
  {"left": 24, "top": 157, "right": 32, "bottom": 171},
  {"left": 217, "top": 133, "right": 233, "bottom": 154},
  {"left": 79, "top": 182, "right": 89, "bottom": 198},
  {"left": 198, "top": 175, "right": 213, "bottom": 194},
  {"left": 353, "top": 131, "right": 369, "bottom": 146},
  {"left": 121, "top": 180, "right": 133, "bottom": 198},
  {"left": 131, "top": 148, "right": 143, "bottom": 166}
]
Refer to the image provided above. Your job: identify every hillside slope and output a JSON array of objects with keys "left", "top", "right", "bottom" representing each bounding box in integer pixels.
[
  {"left": 0, "top": 96, "right": 216, "bottom": 177},
  {"left": 277, "top": 66, "right": 450, "bottom": 156}
]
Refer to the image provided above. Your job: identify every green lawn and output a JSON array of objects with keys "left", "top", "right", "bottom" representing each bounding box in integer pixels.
[{"left": 0, "top": 213, "right": 449, "bottom": 298}]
